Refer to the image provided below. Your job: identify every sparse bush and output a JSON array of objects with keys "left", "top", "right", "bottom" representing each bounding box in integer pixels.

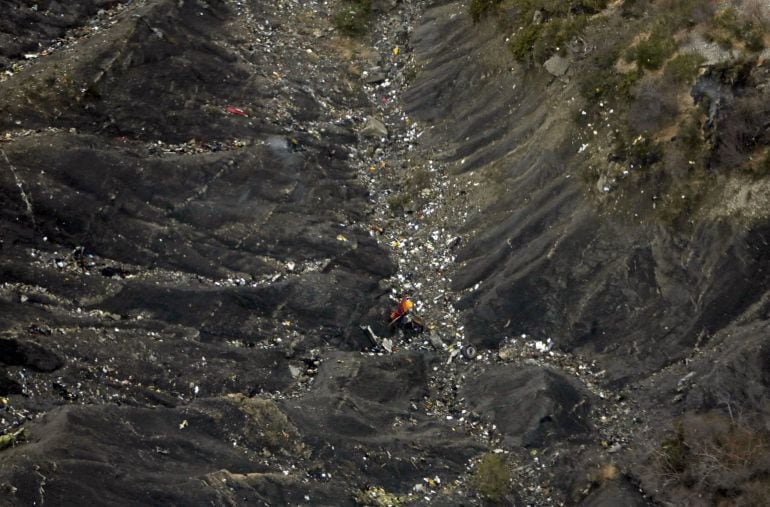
[
  {"left": 742, "top": 150, "right": 770, "bottom": 179},
  {"left": 657, "top": 170, "right": 710, "bottom": 223},
  {"left": 229, "top": 394, "right": 308, "bottom": 456},
  {"left": 621, "top": 0, "right": 650, "bottom": 19},
  {"left": 577, "top": 0, "right": 609, "bottom": 14},
  {"left": 712, "top": 93, "right": 770, "bottom": 169},
  {"left": 676, "top": 114, "right": 707, "bottom": 163},
  {"left": 333, "top": 0, "right": 372, "bottom": 36},
  {"left": 656, "top": 0, "right": 714, "bottom": 30},
  {"left": 613, "top": 134, "right": 664, "bottom": 169},
  {"left": 354, "top": 486, "right": 404, "bottom": 506},
  {"left": 744, "top": 23, "right": 766, "bottom": 51},
  {"left": 705, "top": 6, "right": 768, "bottom": 51},
  {"left": 472, "top": 452, "right": 511, "bottom": 503},
  {"left": 532, "top": 15, "right": 588, "bottom": 62},
  {"left": 653, "top": 413, "right": 770, "bottom": 505},
  {"left": 713, "top": 6, "right": 742, "bottom": 37}
]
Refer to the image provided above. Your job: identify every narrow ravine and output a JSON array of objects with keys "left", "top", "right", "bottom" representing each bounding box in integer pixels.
[{"left": 338, "top": 2, "right": 648, "bottom": 504}]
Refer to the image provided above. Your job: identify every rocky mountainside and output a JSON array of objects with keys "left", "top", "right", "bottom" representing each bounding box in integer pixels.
[{"left": 0, "top": 0, "right": 769, "bottom": 505}]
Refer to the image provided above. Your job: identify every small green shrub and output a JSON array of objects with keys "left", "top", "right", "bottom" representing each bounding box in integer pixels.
[
  {"left": 333, "top": 0, "right": 372, "bottom": 36},
  {"left": 510, "top": 24, "right": 542, "bottom": 61},
  {"left": 387, "top": 193, "right": 411, "bottom": 214},
  {"left": 663, "top": 53, "right": 705, "bottom": 84},
  {"left": 579, "top": 0, "right": 609, "bottom": 14},
  {"left": 469, "top": 0, "right": 503, "bottom": 22},
  {"left": 472, "top": 453, "right": 510, "bottom": 503},
  {"left": 626, "top": 27, "right": 676, "bottom": 70},
  {"left": 743, "top": 22, "right": 766, "bottom": 52},
  {"left": 581, "top": 67, "right": 641, "bottom": 102}
]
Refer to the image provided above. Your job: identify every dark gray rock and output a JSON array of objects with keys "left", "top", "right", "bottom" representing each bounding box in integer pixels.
[
  {"left": 364, "top": 67, "right": 388, "bottom": 84},
  {"left": 0, "top": 371, "right": 22, "bottom": 395},
  {"left": 282, "top": 351, "right": 482, "bottom": 492},
  {"left": 463, "top": 365, "right": 592, "bottom": 447},
  {"left": 0, "top": 398, "right": 356, "bottom": 506},
  {"left": 0, "top": 338, "right": 63, "bottom": 373}
]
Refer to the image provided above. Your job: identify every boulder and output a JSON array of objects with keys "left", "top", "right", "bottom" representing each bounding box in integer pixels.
[
  {"left": 360, "top": 116, "right": 388, "bottom": 138},
  {"left": 544, "top": 54, "right": 571, "bottom": 77},
  {"left": 463, "top": 365, "right": 592, "bottom": 447}
]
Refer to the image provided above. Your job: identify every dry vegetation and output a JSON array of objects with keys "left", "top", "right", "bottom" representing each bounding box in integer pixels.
[
  {"left": 470, "top": 0, "right": 770, "bottom": 224},
  {"left": 650, "top": 412, "right": 770, "bottom": 505}
]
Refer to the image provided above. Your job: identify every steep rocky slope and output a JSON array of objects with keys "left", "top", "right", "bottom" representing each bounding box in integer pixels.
[{"left": 1, "top": 0, "right": 769, "bottom": 506}]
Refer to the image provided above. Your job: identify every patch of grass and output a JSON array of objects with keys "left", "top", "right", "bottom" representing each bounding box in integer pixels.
[
  {"left": 472, "top": 452, "right": 511, "bottom": 503},
  {"left": 333, "top": 0, "right": 372, "bottom": 36}
]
